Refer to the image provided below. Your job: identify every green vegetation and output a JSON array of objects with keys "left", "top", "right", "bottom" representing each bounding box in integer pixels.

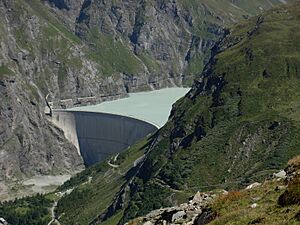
[
  {"left": 185, "top": 53, "right": 206, "bottom": 77},
  {"left": 179, "top": 0, "right": 299, "bottom": 77},
  {"left": 209, "top": 180, "right": 300, "bottom": 225},
  {"left": 117, "top": 2, "right": 300, "bottom": 222},
  {"left": 209, "top": 156, "right": 300, "bottom": 225},
  {"left": 0, "top": 65, "right": 13, "bottom": 79},
  {"left": 86, "top": 29, "right": 143, "bottom": 76},
  {"left": 0, "top": 194, "right": 52, "bottom": 225},
  {"left": 21, "top": 0, "right": 144, "bottom": 78},
  {"left": 178, "top": 0, "right": 297, "bottom": 35},
  {"left": 101, "top": 210, "right": 125, "bottom": 225},
  {"left": 55, "top": 138, "right": 150, "bottom": 225},
  {"left": 24, "top": 0, "right": 81, "bottom": 44},
  {"left": 138, "top": 51, "right": 162, "bottom": 75},
  {"left": 121, "top": 180, "right": 172, "bottom": 223}
]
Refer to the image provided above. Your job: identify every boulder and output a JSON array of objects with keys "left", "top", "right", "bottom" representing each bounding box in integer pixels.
[
  {"left": 250, "top": 203, "right": 258, "bottom": 208},
  {"left": 273, "top": 170, "right": 287, "bottom": 179},
  {"left": 172, "top": 210, "right": 186, "bottom": 222},
  {"left": 246, "top": 182, "right": 262, "bottom": 190}
]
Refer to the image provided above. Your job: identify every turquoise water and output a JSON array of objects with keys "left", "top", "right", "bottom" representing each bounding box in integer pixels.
[{"left": 69, "top": 88, "right": 190, "bottom": 127}]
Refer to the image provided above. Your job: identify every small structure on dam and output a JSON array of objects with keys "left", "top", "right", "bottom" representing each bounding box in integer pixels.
[{"left": 51, "top": 110, "right": 157, "bottom": 166}]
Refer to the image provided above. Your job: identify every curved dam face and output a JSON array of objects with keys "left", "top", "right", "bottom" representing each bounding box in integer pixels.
[{"left": 51, "top": 110, "right": 157, "bottom": 166}]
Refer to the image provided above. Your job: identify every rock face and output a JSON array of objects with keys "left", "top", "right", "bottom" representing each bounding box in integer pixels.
[
  {"left": 126, "top": 192, "right": 217, "bottom": 225},
  {"left": 0, "top": 1, "right": 84, "bottom": 194},
  {"left": 45, "top": 0, "right": 293, "bottom": 89},
  {"left": 0, "top": 0, "right": 120, "bottom": 196},
  {"left": 73, "top": 0, "right": 218, "bottom": 86},
  {"left": 0, "top": 79, "right": 83, "bottom": 174}
]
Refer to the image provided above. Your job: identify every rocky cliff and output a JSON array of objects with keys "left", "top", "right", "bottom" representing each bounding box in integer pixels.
[
  {"left": 45, "top": 0, "right": 297, "bottom": 88},
  {"left": 0, "top": 0, "right": 85, "bottom": 198},
  {"left": 0, "top": 0, "right": 127, "bottom": 198}
]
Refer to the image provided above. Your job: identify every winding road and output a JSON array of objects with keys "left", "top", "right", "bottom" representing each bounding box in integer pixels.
[{"left": 48, "top": 201, "right": 61, "bottom": 225}]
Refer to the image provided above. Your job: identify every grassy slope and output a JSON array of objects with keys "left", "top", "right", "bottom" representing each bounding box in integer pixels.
[
  {"left": 171, "top": 0, "right": 300, "bottom": 185},
  {"left": 178, "top": 0, "right": 297, "bottom": 79},
  {"left": 85, "top": 28, "right": 143, "bottom": 76},
  {"left": 209, "top": 180, "right": 300, "bottom": 225},
  {"left": 119, "top": 2, "right": 300, "bottom": 222},
  {"left": 161, "top": 2, "right": 300, "bottom": 189},
  {"left": 127, "top": 156, "right": 300, "bottom": 225},
  {"left": 54, "top": 138, "right": 150, "bottom": 225},
  {"left": 208, "top": 156, "right": 300, "bottom": 225}
]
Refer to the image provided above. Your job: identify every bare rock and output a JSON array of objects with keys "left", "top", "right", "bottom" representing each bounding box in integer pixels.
[
  {"left": 274, "top": 170, "right": 287, "bottom": 179},
  {"left": 250, "top": 203, "right": 258, "bottom": 208},
  {"left": 172, "top": 210, "right": 186, "bottom": 222},
  {"left": 246, "top": 182, "right": 262, "bottom": 190}
]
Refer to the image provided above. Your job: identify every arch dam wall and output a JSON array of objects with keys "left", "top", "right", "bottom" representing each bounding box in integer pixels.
[{"left": 51, "top": 110, "right": 158, "bottom": 166}]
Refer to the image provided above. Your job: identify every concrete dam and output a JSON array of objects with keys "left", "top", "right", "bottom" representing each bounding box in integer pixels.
[
  {"left": 51, "top": 110, "right": 158, "bottom": 166},
  {"left": 51, "top": 88, "right": 190, "bottom": 166}
]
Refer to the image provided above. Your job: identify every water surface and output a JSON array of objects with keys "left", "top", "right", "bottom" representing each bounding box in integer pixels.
[{"left": 70, "top": 88, "right": 190, "bottom": 127}]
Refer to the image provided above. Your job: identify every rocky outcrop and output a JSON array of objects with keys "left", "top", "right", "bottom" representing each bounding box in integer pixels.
[
  {"left": 43, "top": 0, "right": 86, "bottom": 32},
  {"left": 0, "top": 76, "right": 84, "bottom": 195},
  {"left": 278, "top": 156, "right": 300, "bottom": 206},
  {"left": 126, "top": 191, "right": 217, "bottom": 225}
]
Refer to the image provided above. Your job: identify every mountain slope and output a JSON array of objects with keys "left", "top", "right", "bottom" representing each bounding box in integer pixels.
[
  {"left": 0, "top": 0, "right": 86, "bottom": 199},
  {"left": 0, "top": 0, "right": 132, "bottom": 198},
  {"left": 121, "top": 2, "right": 300, "bottom": 221},
  {"left": 54, "top": 2, "right": 300, "bottom": 224},
  {"left": 0, "top": 0, "right": 294, "bottom": 199},
  {"left": 127, "top": 155, "right": 300, "bottom": 225},
  {"left": 45, "top": 0, "right": 298, "bottom": 86}
]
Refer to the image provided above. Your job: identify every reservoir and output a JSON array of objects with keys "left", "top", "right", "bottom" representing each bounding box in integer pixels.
[
  {"left": 69, "top": 88, "right": 190, "bottom": 127},
  {"left": 53, "top": 88, "right": 190, "bottom": 166}
]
